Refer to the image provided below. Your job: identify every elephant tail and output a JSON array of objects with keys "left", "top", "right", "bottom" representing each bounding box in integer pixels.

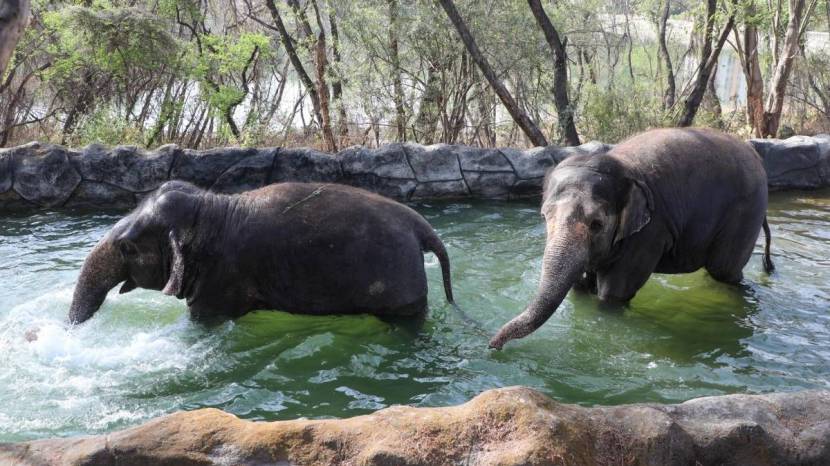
[
  {"left": 420, "top": 230, "right": 455, "bottom": 304},
  {"left": 762, "top": 217, "right": 775, "bottom": 274}
]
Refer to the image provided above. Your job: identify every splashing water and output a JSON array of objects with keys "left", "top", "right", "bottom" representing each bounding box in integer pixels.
[{"left": 1, "top": 191, "right": 829, "bottom": 442}]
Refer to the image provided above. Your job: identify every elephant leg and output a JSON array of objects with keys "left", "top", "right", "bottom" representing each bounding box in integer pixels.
[
  {"left": 573, "top": 270, "right": 598, "bottom": 294},
  {"left": 596, "top": 240, "right": 665, "bottom": 304},
  {"left": 705, "top": 216, "right": 761, "bottom": 285}
]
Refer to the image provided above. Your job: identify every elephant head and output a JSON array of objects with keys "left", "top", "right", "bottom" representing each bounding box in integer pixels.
[
  {"left": 489, "top": 154, "right": 653, "bottom": 349},
  {"left": 67, "top": 181, "right": 202, "bottom": 324}
]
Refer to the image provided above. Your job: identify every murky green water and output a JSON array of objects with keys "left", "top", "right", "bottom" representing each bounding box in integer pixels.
[{"left": 0, "top": 191, "right": 828, "bottom": 442}]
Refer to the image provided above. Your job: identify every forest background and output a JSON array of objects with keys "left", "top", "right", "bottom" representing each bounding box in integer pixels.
[{"left": 0, "top": 0, "right": 828, "bottom": 151}]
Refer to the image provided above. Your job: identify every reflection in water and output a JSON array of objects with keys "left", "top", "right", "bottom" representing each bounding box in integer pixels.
[{"left": 0, "top": 191, "right": 828, "bottom": 441}]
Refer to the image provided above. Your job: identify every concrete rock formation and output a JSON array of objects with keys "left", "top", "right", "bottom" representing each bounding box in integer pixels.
[
  {"left": 1, "top": 136, "right": 829, "bottom": 211},
  {"left": 1, "top": 387, "right": 828, "bottom": 465}
]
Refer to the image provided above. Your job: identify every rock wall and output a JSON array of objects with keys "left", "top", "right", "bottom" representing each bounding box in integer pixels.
[
  {"left": 2, "top": 386, "right": 828, "bottom": 465},
  {"left": 1, "top": 136, "right": 829, "bottom": 211}
]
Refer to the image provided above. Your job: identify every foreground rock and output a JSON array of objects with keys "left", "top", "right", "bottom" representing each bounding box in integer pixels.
[
  {"left": 2, "top": 135, "right": 830, "bottom": 211},
  {"left": 2, "top": 387, "right": 828, "bottom": 465}
]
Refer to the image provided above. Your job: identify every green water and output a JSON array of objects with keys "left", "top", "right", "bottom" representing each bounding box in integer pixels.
[{"left": 0, "top": 192, "right": 828, "bottom": 442}]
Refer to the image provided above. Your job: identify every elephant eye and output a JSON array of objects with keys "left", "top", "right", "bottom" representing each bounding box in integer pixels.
[
  {"left": 589, "top": 220, "right": 603, "bottom": 232},
  {"left": 118, "top": 241, "right": 138, "bottom": 256}
]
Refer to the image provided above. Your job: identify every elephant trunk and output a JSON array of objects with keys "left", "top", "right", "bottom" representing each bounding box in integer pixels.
[
  {"left": 67, "top": 237, "right": 128, "bottom": 324},
  {"left": 489, "top": 219, "right": 588, "bottom": 349}
]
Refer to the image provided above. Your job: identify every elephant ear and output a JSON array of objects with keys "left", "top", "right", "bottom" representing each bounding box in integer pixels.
[
  {"left": 614, "top": 179, "right": 653, "bottom": 245},
  {"left": 162, "top": 229, "right": 186, "bottom": 297}
]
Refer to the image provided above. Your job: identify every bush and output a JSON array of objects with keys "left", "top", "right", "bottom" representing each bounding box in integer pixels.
[{"left": 578, "top": 82, "right": 667, "bottom": 143}]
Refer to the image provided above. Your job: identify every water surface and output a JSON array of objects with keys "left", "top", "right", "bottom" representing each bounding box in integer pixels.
[{"left": 0, "top": 191, "right": 828, "bottom": 441}]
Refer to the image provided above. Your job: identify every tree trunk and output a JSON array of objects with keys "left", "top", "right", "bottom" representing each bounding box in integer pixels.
[
  {"left": 656, "top": 0, "right": 675, "bottom": 110},
  {"left": 328, "top": 8, "right": 348, "bottom": 145},
  {"left": 314, "top": 31, "right": 336, "bottom": 152},
  {"left": 527, "top": 0, "right": 579, "bottom": 146},
  {"left": 437, "top": 0, "right": 548, "bottom": 146},
  {"left": 762, "top": 0, "right": 807, "bottom": 137},
  {"left": 0, "top": 0, "right": 29, "bottom": 77},
  {"left": 676, "top": 0, "right": 735, "bottom": 127},
  {"left": 414, "top": 59, "right": 444, "bottom": 144},
  {"left": 388, "top": 0, "right": 407, "bottom": 142},
  {"left": 742, "top": 10, "right": 765, "bottom": 137},
  {"left": 704, "top": 64, "right": 722, "bottom": 122},
  {"left": 264, "top": 0, "right": 325, "bottom": 132},
  {"left": 307, "top": 0, "right": 337, "bottom": 151},
  {"left": 478, "top": 80, "right": 496, "bottom": 147}
]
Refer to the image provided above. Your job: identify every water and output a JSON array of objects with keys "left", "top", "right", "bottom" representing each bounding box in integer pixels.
[{"left": 1, "top": 192, "right": 829, "bottom": 442}]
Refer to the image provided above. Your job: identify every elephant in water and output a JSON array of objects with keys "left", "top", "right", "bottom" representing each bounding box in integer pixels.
[
  {"left": 490, "top": 128, "right": 774, "bottom": 350},
  {"left": 68, "top": 181, "right": 454, "bottom": 324}
]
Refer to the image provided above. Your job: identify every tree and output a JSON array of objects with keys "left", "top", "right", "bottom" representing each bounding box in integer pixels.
[
  {"left": 676, "top": 0, "right": 736, "bottom": 127},
  {"left": 761, "top": 0, "right": 812, "bottom": 137},
  {"left": 0, "top": 0, "right": 29, "bottom": 76},
  {"left": 437, "top": 0, "right": 548, "bottom": 146},
  {"left": 737, "top": 1, "right": 765, "bottom": 137},
  {"left": 527, "top": 0, "right": 579, "bottom": 146},
  {"left": 387, "top": 0, "right": 406, "bottom": 141},
  {"left": 655, "top": 0, "right": 675, "bottom": 110},
  {"left": 264, "top": 0, "right": 336, "bottom": 151},
  {"left": 734, "top": 0, "right": 815, "bottom": 137}
]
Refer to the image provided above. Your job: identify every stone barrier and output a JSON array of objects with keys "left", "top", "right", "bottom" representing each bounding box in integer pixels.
[
  {"left": 2, "top": 387, "right": 828, "bottom": 465},
  {"left": 0, "top": 135, "right": 828, "bottom": 211}
]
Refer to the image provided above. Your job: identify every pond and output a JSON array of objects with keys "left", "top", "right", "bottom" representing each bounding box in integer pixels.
[{"left": 0, "top": 191, "right": 828, "bottom": 442}]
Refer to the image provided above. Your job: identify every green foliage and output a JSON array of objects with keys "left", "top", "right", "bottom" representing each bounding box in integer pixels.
[
  {"left": 580, "top": 82, "right": 667, "bottom": 142},
  {"left": 1, "top": 0, "right": 826, "bottom": 149},
  {"left": 42, "top": 6, "right": 181, "bottom": 84},
  {"left": 72, "top": 106, "right": 145, "bottom": 146},
  {"left": 189, "top": 32, "right": 271, "bottom": 118}
]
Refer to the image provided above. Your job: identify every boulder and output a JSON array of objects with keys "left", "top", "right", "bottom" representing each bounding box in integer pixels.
[
  {"left": 4, "top": 135, "right": 830, "bottom": 212},
  {"left": 457, "top": 146, "right": 514, "bottom": 173},
  {"left": 500, "top": 147, "right": 555, "bottom": 180},
  {"left": 464, "top": 171, "right": 517, "bottom": 199},
  {"left": 339, "top": 144, "right": 415, "bottom": 180},
  {"left": 2, "top": 387, "right": 828, "bottom": 466},
  {"left": 0, "top": 147, "right": 12, "bottom": 193},
  {"left": 210, "top": 149, "right": 277, "bottom": 194},
  {"left": 343, "top": 173, "right": 417, "bottom": 200},
  {"left": 65, "top": 181, "right": 136, "bottom": 209},
  {"left": 70, "top": 144, "right": 176, "bottom": 193},
  {"left": 169, "top": 147, "right": 258, "bottom": 188},
  {"left": 0, "top": 189, "right": 33, "bottom": 210},
  {"left": 338, "top": 145, "right": 417, "bottom": 200},
  {"left": 11, "top": 143, "right": 81, "bottom": 207},
  {"left": 271, "top": 147, "right": 342, "bottom": 183},
  {"left": 816, "top": 137, "right": 830, "bottom": 184},
  {"left": 410, "top": 179, "right": 469, "bottom": 200},
  {"left": 509, "top": 177, "right": 545, "bottom": 198},
  {"left": 404, "top": 143, "right": 463, "bottom": 182},
  {"left": 751, "top": 136, "right": 825, "bottom": 189}
]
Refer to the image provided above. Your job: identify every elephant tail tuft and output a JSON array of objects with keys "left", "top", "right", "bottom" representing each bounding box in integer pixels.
[{"left": 762, "top": 217, "right": 775, "bottom": 274}]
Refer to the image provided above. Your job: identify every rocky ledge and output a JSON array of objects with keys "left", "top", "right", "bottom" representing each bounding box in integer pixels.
[
  {"left": 1, "top": 134, "right": 829, "bottom": 211},
  {"left": 2, "top": 387, "right": 828, "bottom": 465}
]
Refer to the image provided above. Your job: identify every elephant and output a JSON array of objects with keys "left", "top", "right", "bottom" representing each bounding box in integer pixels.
[
  {"left": 68, "top": 181, "right": 455, "bottom": 324},
  {"left": 489, "top": 127, "right": 774, "bottom": 350}
]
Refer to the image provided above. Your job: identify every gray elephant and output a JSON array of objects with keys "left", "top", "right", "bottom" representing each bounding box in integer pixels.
[
  {"left": 68, "top": 181, "right": 454, "bottom": 324},
  {"left": 490, "top": 128, "right": 774, "bottom": 350}
]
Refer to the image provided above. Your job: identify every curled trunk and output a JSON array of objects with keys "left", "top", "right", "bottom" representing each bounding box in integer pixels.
[
  {"left": 489, "top": 220, "right": 588, "bottom": 349},
  {"left": 67, "top": 237, "right": 128, "bottom": 324}
]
